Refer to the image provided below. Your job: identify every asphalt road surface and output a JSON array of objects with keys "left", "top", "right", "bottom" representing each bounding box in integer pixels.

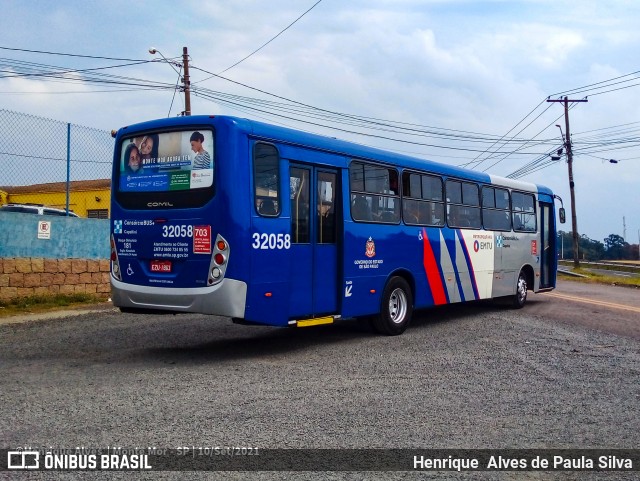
[{"left": 1, "top": 279, "right": 639, "bottom": 480}]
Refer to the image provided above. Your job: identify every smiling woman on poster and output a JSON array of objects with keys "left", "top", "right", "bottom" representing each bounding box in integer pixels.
[
  {"left": 124, "top": 143, "right": 142, "bottom": 174},
  {"left": 138, "top": 134, "right": 159, "bottom": 167},
  {"left": 190, "top": 131, "right": 211, "bottom": 169}
]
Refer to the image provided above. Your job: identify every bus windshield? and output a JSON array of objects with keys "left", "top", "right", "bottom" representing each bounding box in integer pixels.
[{"left": 118, "top": 129, "right": 214, "bottom": 193}]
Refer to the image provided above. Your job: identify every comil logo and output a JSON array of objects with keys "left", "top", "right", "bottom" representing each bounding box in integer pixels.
[{"left": 8, "top": 451, "right": 39, "bottom": 469}]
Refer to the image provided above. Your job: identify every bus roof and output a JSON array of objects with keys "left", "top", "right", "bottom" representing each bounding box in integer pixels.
[{"left": 116, "top": 115, "right": 553, "bottom": 196}]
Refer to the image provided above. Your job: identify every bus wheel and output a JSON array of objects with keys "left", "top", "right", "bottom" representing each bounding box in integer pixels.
[
  {"left": 372, "top": 276, "right": 413, "bottom": 336},
  {"left": 513, "top": 270, "right": 528, "bottom": 309}
]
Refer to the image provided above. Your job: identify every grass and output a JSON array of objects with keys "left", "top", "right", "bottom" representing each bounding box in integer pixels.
[
  {"left": 558, "top": 259, "right": 640, "bottom": 274},
  {"left": 0, "top": 293, "right": 109, "bottom": 318},
  {"left": 558, "top": 269, "right": 640, "bottom": 288}
]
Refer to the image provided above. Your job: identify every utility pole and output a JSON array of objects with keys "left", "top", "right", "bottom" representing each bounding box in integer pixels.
[
  {"left": 548, "top": 96, "right": 587, "bottom": 267},
  {"left": 182, "top": 46, "right": 191, "bottom": 116},
  {"left": 622, "top": 216, "right": 626, "bottom": 241},
  {"left": 149, "top": 46, "right": 192, "bottom": 116}
]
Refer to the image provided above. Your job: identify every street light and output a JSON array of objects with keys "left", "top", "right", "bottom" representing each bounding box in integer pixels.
[
  {"left": 148, "top": 47, "right": 182, "bottom": 76},
  {"left": 149, "top": 46, "right": 192, "bottom": 116}
]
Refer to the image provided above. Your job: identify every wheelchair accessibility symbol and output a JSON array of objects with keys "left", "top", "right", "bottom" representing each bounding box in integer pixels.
[{"left": 126, "top": 264, "right": 134, "bottom": 276}]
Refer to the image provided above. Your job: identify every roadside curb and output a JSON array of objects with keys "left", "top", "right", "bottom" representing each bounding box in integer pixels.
[{"left": 0, "top": 302, "right": 117, "bottom": 326}]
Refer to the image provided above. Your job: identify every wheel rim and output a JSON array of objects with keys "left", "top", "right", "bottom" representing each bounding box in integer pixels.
[
  {"left": 517, "top": 275, "right": 527, "bottom": 303},
  {"left": 388, "top": 288, "right": 408, "bottom": 324}
]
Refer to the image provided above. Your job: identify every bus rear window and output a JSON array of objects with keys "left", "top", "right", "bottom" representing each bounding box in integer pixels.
[{"left": 118, "top": 130, "right": 214, "bottom": 193}]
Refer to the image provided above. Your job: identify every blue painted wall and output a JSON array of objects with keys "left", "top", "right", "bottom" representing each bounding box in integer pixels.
[{"left": 0, "top": 211, "right": 109, "bottom": 259}]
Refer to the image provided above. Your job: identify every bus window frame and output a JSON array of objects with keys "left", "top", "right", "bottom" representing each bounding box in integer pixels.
[
  {"left": 511, "top": 190, "right": 537, "bottom": 232},
  {"left": 401, "top": 170, "right": 445, "bottom": 227},
  {"left": 445, "top": 179, "right": 481, "bottom": 229},
  {"left": 349, "top": 160, "right": 400, "bottom": 224},
  {"left": 481, "top": 185, "right": 512, "bottom": 232},
  {"left": 253, "top": 142, "right": 281, "bottom": 218}
]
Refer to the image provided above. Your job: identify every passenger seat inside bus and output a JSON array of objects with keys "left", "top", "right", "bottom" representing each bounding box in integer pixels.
[
  {"left": 352, "top": 195, "right": 371, "bottom": 221},
  {"left": 260, "top": 199, "right": 277, "bottom": 216}
]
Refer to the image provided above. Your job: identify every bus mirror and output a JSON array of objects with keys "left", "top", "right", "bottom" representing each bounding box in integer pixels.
[{"left": 559, "top": 207, "right": 566, "bottom": 224}]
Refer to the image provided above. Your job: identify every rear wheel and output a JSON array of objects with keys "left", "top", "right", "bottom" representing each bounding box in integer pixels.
[
  {"left": 512, "top": 270, "right": 528, "bottom": 308},
  {"left": 372, "top": 276, "right": 413, "bottom": 335}
]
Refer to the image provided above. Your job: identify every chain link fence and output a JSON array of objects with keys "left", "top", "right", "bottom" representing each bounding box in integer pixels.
[{"left": 0, "top": 109, "right": 114, "bottom": 218}]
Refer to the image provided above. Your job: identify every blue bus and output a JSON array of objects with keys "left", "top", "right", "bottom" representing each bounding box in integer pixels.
[{"left": 110, "top": 115, "right": 564, "bottom": 335}]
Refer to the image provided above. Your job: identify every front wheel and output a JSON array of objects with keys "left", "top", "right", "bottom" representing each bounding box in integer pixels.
[
  {"left": 512, "top": 270, "right": 528, "bottom": 308},
  {"left": 372, "top": 276, "right": 413, "bottom": 335}
]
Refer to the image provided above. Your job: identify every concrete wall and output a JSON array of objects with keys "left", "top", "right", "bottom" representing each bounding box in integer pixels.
[
  {"left": 0, "top": 212, "right": 110, "bottom": 300},
  {"left": 0, "top": 211, "right": 109, "bottom": 259}
]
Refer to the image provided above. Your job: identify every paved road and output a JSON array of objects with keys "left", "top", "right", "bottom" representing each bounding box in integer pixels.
[
  {"left": 1, "top": 280, "right": 639, "bottom": 480},
  {"left": 533, "top": 280, "right": 640, "bottom": 340}
]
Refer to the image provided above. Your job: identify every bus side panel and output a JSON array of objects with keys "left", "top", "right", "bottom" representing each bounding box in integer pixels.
[
  {"left": 341, "top": 223, "right": 392, "bottom": 319},
  {"left": 214, "top": 120, "right": 252, "bottom": 286},
  {"left": 343, "top": 222, "right": 496, "bottom": 319},
  {"left": 242, "top": 140, "right": 295, "bottom": 326}
]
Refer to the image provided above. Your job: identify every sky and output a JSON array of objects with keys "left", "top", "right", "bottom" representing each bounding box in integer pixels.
[{"left": 1, "top": 0, "right": 639, "bottom": 244}]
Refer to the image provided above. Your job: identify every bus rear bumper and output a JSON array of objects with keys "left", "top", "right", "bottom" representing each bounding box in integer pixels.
[{"left": 110, "top": 277, "right": 247, "bottom": 318}]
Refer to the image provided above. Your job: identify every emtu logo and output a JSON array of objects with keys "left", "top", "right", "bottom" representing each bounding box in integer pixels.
[
  {"left": 7, "top": 451, "right": 39, "bottom": 469},
  {"left": 473, "top": 240, "right": 493, "bottom": 252}
]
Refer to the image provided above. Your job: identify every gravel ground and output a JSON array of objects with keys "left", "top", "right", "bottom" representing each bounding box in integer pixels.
[{"left": 1, "top": 300, "right": 639, "bottom": 480}]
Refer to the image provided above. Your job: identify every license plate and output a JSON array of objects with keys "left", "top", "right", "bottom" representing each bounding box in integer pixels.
[{"left": 150, "top": 260, "right": 172, "bottom": 273}]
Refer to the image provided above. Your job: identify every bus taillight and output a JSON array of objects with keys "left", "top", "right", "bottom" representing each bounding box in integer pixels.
[
  {"left": 110, "top": 234, "right": 122, "bottom": 281},
  {"left": 208, "top": 234, "right": 230, "bottom": 285}
]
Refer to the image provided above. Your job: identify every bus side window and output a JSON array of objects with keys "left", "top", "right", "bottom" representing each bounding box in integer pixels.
[
  {"left": 318, "top": 172, "right": 337, "bottom": 244},
  {"left": 253, "top": 143, "right": 280, "bottom": 217},
  {"left": 290, "top": 167, "right": 310, "bottom": 243},
  {"left": 512, "top": 191, "right": 536, "bottom": 232}
]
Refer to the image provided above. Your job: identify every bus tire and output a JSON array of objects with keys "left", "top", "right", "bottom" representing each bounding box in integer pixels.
[
  {"left": 512, "top": 270, "right": 528, "bottom": 309},
  {"left": 372, "top": 276, "right": 413, "bottom": 336}
]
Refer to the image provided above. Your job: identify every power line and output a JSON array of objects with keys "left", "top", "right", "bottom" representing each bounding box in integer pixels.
[
  {"left": 3, "top": 44, "right": 640, "bottom": 174},
  {"left": 0, "top": 45, "right": 147, "bottom": 62},
  {"left": 550, "top": 70, "right": 640, "bottom": 97},
  {"left": 197, "top": 0, "right": 324, "bottom": 79}
]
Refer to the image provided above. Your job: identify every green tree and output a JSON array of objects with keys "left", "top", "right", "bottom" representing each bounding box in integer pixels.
[
  {"left": 603, "top": 234, "right": 628, "bottom": 260},
  {"left": 557, "top": 231, "right": 604, "bottom": 261}
]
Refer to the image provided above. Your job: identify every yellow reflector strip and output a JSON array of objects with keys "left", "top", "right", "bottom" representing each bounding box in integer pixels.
[{"left": 296, "top": 316, "right": 334, "bottom": 327}]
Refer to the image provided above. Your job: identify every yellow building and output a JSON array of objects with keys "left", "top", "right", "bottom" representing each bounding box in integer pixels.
[{"left": 0, "top": 179, "right": 111, "bottom": 218}]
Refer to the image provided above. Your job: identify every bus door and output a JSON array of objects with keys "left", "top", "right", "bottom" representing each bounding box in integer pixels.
[
  {"left": 539, "top": 201, "right": 555, "bottom": 288},
  {"left": 288, "top": 165, "right": 340, "bottom": 318}
]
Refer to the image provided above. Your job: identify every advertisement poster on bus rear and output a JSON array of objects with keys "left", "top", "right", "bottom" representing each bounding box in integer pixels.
[{"left": 119, "top": 130, "right": 214, "bottom": 192}]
